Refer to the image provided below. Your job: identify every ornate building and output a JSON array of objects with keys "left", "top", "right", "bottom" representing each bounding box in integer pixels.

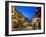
[
  {"left": 31, "top": 7, "right": 41, "bottom": 30},
  {"left": 11, "top": 6, "right": 30, "bottom": 31}
]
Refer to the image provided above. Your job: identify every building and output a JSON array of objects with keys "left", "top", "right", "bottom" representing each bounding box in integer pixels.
[
  {"left": 11, "top": 6, "right": 30, "bottom": 31},
  {"left": 31, "top": 7, "right": 41, "bottom": 30}
]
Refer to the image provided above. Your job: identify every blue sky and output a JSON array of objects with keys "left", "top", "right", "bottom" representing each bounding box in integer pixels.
[{"left": 16, "top": 6, "right": 37, "bottom": 20}]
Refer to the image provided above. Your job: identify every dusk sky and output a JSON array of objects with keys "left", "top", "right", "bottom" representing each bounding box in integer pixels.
[{"left": 16, "top": 6, "right": 37, "bottom": 20}]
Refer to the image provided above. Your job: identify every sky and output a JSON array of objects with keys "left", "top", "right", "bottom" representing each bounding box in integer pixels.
[{"left": 16, "top": 6, "right": 37, "bottom": 20}]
